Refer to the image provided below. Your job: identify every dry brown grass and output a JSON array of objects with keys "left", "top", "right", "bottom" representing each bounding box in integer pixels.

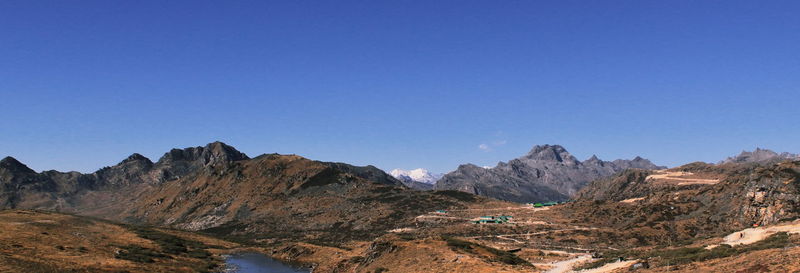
[{"left": 0, "top": 210, "right": 239, "bottom": 272}]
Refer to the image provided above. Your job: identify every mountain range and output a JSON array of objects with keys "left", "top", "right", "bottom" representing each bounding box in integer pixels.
[
  {"left": 3, "top": 142, "right": 800, "bottom": 272},
  {"left": 719, "top": 147, "right": 800, "bottom": 165},
  {"left": 0, "top": 142, "right": 493, "bottom": 244},
  {"left": 434, "top": 144, "right": 665, "bottom": 203}
]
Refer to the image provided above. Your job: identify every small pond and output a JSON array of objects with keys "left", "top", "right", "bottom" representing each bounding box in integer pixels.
[{"left": 224, "top": 252, "right": 310, "bottom": 273}]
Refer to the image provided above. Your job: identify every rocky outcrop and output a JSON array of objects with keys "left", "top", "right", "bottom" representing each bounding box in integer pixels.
[
  {"left": 0, "top": 157, "right": 59, "bottom": 207},
  {"left": 573, "top": 160, "right": 800, "bottom": 241},
  {"left": 93, "top": 153, "right": 155, "bottom": 186},
  {"left": 1, "top": 156, "right": 43, "bottom": 187},
  {"left": 720, "top": 161, "right": 800, "bottom": 226},
  {"left": 322, "top": 162, "right": 405, "bottom": 187},
  {"left": 574, "top": 169, "right": 657, "bottom": 202},
  {"left": 434, "top": 145, "right": 664, "bottom": 203},
  {"left": 150, "top": 141, "right": 249, "bottom": 182}
]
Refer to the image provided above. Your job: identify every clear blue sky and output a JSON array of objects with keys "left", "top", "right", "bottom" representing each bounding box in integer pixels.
[{"left": 2, "top": 1, "right": 799, "bottom": 173}]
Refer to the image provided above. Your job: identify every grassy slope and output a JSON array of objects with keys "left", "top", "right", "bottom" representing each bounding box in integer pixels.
[{"left": 0, "top": 210, "right": 239, "bottom": 273}]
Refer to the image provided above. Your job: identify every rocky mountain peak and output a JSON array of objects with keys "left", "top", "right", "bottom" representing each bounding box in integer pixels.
[
  {"left": 611, "top": 157, "right": 664, "bottom": 170},
  {"left": 205, "top": 141, "right": 249, "bottom": 161},
  {"left": 523, "top": 145, "right": 577, "bottom": 163},
  {"left": 583, "top": 155, "right": 604, "bottom": 166},
  {"left": 151, "top": 142, "right": 249, "bottom": 182},
  {"left": 458, "top": 163, "right": 486, "bottom": 171},
  {"left": 156, "top": 141, "right": 249, "bottom": 166},
  {"left": 720, "top": 148, "right": 798, "bottom": 164},
  {"left": 436, "top": 144, "right": 664, "bottom": 202},
  {"left": 749, "top": 148, "right": 779, "bottom": 157},
  {"left": 120, "top": 153, "right": 153, "bottom": 165},
  {"left": 0, "top": 156, "right": 35, "bottom": 174}
]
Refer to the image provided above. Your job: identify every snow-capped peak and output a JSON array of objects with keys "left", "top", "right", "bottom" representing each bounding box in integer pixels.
[{"left": 389, "top": 168, "right": 443, "bottom": 184}]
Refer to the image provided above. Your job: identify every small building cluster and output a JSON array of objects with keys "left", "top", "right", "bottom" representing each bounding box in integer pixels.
[
  {"left": 472, "top": 215, "right": 512, "bottom": 224},
  {"left": 527, "top": 201, "right": 569, "bottom": 208}
]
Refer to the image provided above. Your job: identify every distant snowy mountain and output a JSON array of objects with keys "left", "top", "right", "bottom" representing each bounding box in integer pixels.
[{"left": 389, "top": 168, "right": 443, "bottom": 185}]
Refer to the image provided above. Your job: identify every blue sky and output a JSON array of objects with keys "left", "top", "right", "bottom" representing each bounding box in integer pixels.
[{"left": 1, "top": 1, "right": 799, "bottom": 173}]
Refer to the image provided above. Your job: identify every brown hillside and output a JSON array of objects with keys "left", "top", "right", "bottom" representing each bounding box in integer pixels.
[
  {"left": 115, "top": 154, "right": 501, "bottom": 245},
  {"left": 569, "top": 160, "right": 800, "bottom": 245},
  {"left": 0, "top": 210, "right": 239, "bottom": 273}
]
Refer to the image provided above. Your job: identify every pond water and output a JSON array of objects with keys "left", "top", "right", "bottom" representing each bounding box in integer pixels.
[{"left": 224, "top": 252, "right": 310, "bottom": 273}]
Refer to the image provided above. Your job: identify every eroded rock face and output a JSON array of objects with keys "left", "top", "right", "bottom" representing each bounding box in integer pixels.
[
  {"left": 435, "top": 145, "right": 664, "bottom": 203},
  {"left": 734, "top": 162, "right": 800, "bottom": 226}
]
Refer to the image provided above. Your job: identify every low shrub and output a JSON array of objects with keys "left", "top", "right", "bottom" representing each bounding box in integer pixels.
[
  {"left": 585, "top": 232, "right": 793, "bottom": 269},
  {"left": 575, "top": 258, "right": 616, "bottom": 270},
  {"left": 742, "top": 232, "right": 789, "bottom": 251},
  {"left": 442, "top": 236, "right": 530, "bottom": 266},
  {"left": 114, "top": 245, "right": 167, "bottom": 263},
  {"left": 443, "top": 236, "right": 473, "bottom": 250}
]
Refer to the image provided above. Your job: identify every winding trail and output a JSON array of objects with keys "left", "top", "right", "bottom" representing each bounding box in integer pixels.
[
  {"left": 722, "top": 220, "right": 800, "bottom": 246},
  {"left": 535, "top": 256, "right": 637, "bottom": 273}
]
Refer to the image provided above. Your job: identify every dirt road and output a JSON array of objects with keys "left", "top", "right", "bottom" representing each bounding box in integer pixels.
[
  {"left": 465, "top": 227, "right": 595, "bottom": 240},
  {"left": 722, "top": 220, "right": 800, "bottom": 246},
  {"left": 620, "top": 197, "right": 644, "bottom": 203},
  {"left": 646, "top": 170, "right": 719, "bottom": 185},
  {"left": 447, "top": 206, "right": 550, "bottom": 212},
  {"left": 580, "top": 260, "right": 637, "bottom": 273},
  {"left": 536, "top": 254, "right": 593, "bottom": 273}
]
